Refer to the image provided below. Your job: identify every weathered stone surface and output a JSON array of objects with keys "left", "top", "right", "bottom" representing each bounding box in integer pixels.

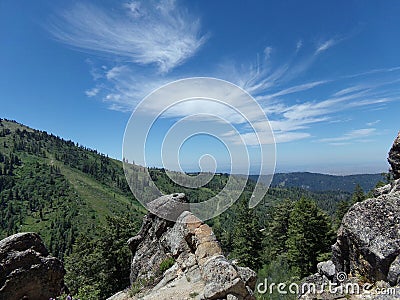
[
  {"left": 373, "top": 183, "right": 392, "bottom": 197},
  {"left": 127, "top": 213, "right": 174, "bottom": 283},
  {"left": 125, "top": 193, "right": 256, "bottom": 300},
  {"left": 147, "top": 192, "right": 190, "bottom": 221},
  {"left": 202, "top": 256, "right": 243, "bottom": 299},
  {"left": 332, "top": 182, "right": 400, "bottom": 284},
  {"left": 0, "top": 232, "right": 65, "bottom": 300},
  {"left": 317, "top": 260, "right": 336, "bottom": 280},
  {"left": 389, "top": 131, "right": 400, "bottom": 179},
  {"left": 237, "top": 266, "right": 257, "bottom": 291}
]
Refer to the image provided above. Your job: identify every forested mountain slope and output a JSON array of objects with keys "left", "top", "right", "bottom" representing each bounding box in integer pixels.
[{"left": 0, "top": 118, "right": 145, "bottom": 259}]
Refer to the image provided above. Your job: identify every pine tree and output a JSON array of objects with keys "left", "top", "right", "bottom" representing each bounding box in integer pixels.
[
  {"left": 265, "top": 199, "right": 294, "bottom": 262},
  {"left": 351, "top": 184, "right": 365, "bottom": 204},
  {"left": 334, "top": 200, "right": 351, "bottom": 228},
  {"left": 64, "top": 215, "right": 138, "bottom": 299},
  {"left": 286, "top": 198, "right": 335, "bottom": 278},
  {"left": 231, "top": 195, "right": 263, "bottom": 270}
]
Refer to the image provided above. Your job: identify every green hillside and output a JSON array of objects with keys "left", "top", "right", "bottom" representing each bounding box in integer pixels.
[{"left": 0, "top": 118, "right": 145, "bottom": 259}]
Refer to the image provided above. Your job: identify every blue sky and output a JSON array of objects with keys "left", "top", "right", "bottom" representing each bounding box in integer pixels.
[{"left": 1, "top": 0, "right": 400, "bottom": 174}]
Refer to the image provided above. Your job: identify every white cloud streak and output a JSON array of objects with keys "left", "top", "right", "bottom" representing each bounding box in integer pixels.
[
  {"left": 261, "top": 80, "right": 329, "bottom": 99},
  {"left": 264, "top": 46, "right": 273, "bottom": 60},
  {"left": 85, "top": 87, "right": 99, "bottom": 97},
  {"left": 90, "top": 53, "right": 399, "bottom": 144},
  {"left": 48, "top": 0, "right": 207, "bottom": 73},
  {"left": 319, "top": 128, "right": 377, "bottom": 143},
  {"left": 215, "top": 44, "right": 400, "bottom": 144},
  {"left": 366, "top": 120, "right": 380, "bottom": 126},
  {"left": 315, "top": 38, "right": 337, "bottom": 53},
  {"left": 296, "top": 40, "right": 303, "bottom": 52}
]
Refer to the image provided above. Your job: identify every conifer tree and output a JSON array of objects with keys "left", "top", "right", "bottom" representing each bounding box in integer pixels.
[
  {"left": 231, "top": 195, "right": 263, "bottom": 270},
  {"left": 286, "top": 198, "right": 334, "bottom": 278},
  {"left": 351, "top": 184, "right": 365, "bottom": 204},
  {"left": 335, "top": 200, "right": 351, "bottom": 228},
  {"left": 265, "top": 199, "right": 294, "bottom": 261},
  {"left": 65, "top": 215, "right": 138, "bottom": 299}
]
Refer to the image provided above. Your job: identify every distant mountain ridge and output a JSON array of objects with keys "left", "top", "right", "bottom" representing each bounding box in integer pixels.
[{"left": 250, "top": 172, "right": 384, "bottom": 193}]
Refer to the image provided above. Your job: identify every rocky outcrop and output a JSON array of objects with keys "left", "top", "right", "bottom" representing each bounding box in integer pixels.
[
  {"left": 300, "top": 180, "right": 400, "bottom": 299},
  {"left": 389, "top": 131, "right": 400, "bottom": 179},
  {"left": 332, "top": 179, "right": 400, "bottom": 285},
  {"left": 116, "top": 193, "right": 256, "bottom": 300},
  {"left": 300, "top": 133, "right": 400, "bottom": 299},
  {"left": 0, "top": 232, "right": 65, "bottom": 300}
]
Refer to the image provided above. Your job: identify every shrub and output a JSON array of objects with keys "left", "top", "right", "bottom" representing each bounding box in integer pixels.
[{"left": 159, "top": 257, "right": 175, "bottom": 274}]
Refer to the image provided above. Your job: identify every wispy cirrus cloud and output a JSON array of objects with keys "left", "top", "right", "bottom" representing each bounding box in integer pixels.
[
  {"left": 224, "top": 37, "right": 338, "bottom": 96},
  {"left": 97, "top": 64, "right": 172, "bottom": 112},
  {"left": 319, "top": 128, "right": 377, "bottom": 144},
  {"left": 366, "top": 120, "right": 380, "bottom": 126},
  {"left": 333, "top": 85, "right": 368, "bottom": 97},
  {"left": 48, "top": 0, "right": 207, "bottom": 73},
  {"left": 296, "top": 40, "right": 303, "bottom": 52},
  {"left": 48, "top": 1, "right": 400, "bottom": 146},
  {"left": 261, "top": 80, "right": 329, "bottom": 100},
  {"left": 85, "top": 87, "right": 99, "bottom": 97},
  {"left": 315, "top": 38, "right": 338, "bottom": 54},
  {"left": 88, "top": 41, "right": 399, "bottom": 144},
  {"left": 263, "top": 46, "right": 273, "bottom": 60},
  {"left": 218, "top": 40, "right": 400, "bottom": 144}
]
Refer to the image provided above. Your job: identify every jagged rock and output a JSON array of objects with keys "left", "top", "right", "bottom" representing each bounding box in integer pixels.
[
  {"left": 389, "top": 132, "right": 400, "bottom": 179},
  {"left": 123, "top": 194, "right": 256, "bottom": 300},
  {"left": 202, "top": 255, "right": 247, "bottom": 299},
  {"left": 317, "top": 260, "right": 336, "bottom": 280},
  {"left": 236, "top": 266, "right": 257, "bottom": 291},
  {"left": 332, "top": 179, "right": 400, "bottom": 284},
  {"left": 0, "top": 232, "right": 65, "bottom": 300},
  {"left": 127, "top": 213, "right": 174, "bottom": 283}
]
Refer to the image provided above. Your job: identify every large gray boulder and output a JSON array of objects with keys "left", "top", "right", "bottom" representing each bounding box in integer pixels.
[
  {"left": 125, "top": 193, "right": 256, "bottom": 300},
  {"left": 0, "top": 232, "right": 65, "bottom": 300},
  {"left": 332, "top": 179, "right": 400, "bottom": 285}
]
